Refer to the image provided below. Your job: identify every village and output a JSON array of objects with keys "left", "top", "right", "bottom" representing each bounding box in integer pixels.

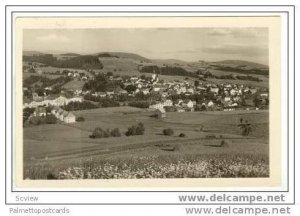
[{"left": 23, "top": 70, "right": 269, "bottom": 125}]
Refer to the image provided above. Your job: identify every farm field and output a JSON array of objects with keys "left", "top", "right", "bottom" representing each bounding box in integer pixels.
[
  {"left": 97, "top": 57, "right": 140, "bottom": 76},
  {"left": 62, "top": 80, "right": 85, "bottom": 90},
  {"left": 24, "top": 107, "right": 269, "bottom": 179},
  {"left": 28, "top": 65, "right": 92, "bottom": 75},
  {"left": 23, "top": 72, "right": 62, "bottom": 80}
]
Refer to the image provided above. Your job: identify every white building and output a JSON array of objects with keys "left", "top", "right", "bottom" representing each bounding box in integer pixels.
[
  {"left": 52, "top": 107, "right": 76, "bottom": 123},
  {"left": 210, "top": 87, "right": 219, "bottom": 94},
  {"left": 23, "top": 96, "right": 83, "bottom": 109},
  {"left": 207, "top": 100, "right": 214, "bottom": 108},
  {"left": 150, "top": 103, "right": 164, "bottom": 110},
  {"left": 186, "top": 100, "right": 194, "bottom": 108},
  {"left": 63, "top": 112, "right": 76, "bottom": 123},
  {"left": 230, "top": 89, "right": 237, "bottom": 96},
  {"left": 224, "top": 97, "right": 231, "bottom": 102}
]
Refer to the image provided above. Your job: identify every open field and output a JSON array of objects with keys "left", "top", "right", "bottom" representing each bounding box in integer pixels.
[
  {"left": 62, "top": 80, "right": 85, "bottom": 90},
  {"left": 23, "top": 72, "right": 62, "bottom": 80},
  {"left": 25, "top": 65, "right": 92, "bottom": 75},
  {"left": 24, "top": 107, "right": 269, "bottom": 179}
]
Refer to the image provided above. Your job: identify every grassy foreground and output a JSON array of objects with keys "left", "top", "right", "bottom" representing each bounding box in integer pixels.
[{"left": 24, "top": 153, "right": 269, "bottom": 179}]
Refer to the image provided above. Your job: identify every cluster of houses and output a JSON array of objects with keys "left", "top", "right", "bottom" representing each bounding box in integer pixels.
[
  {"left": 24, "top": 73, "right": 269, "bottom": 123},
  {"left": 73, "top": 74, "right": 268, "bottom": 113},
  {"left": 31, "top": 106, "right": 76, "bottom": 124},
  {"left": 51, "top": 107, "right": 76, "bottom": 123},
  {"left": 23, "top": 95, "right": 83, "bottom": 108},
  {"left": 116, "top": 74, "right": 266, "bottom": 99},
  {"left": 66, "top": 70, "right": 90, "bottom": 81},
  {"left": 150, "top": 99, "right": 196, "bottom": 113},
  {"left": 24, "top": 63, "right": 92, "bottom": 81},
  {"left": 109, "top": 74, "right": 268, "bottom": 112}
]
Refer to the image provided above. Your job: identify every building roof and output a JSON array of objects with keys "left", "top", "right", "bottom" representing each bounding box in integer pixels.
[
  {"left": 62, "top": 111, "right": 69, "bottom": 117},
  {"left": 65, "top": 112, "right": 75, "bottom": 118}
]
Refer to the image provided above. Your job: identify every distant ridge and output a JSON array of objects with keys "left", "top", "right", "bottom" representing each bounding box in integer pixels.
[
  {"left": 23, "top": 51, "right": 267, "bottom": 67},
  {"left": 212, "top": 60, "right": 268, "bottom": 69},
  {"left": 60, "top": 53, "right": 81, "bottom": 56},
  {"left": 95, "top": 52, "right": 151, "bottom": 62},
  {"left": 152, "top": 59, "right": 188, "bottom": 65}
]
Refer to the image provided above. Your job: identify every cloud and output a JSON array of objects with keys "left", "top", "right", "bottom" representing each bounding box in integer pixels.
[
  {"left": 207, "top": 29, "right": 233, "bottom": 36},
  {"left": 202, "top": 44, "right": 268, "bottom": 57},
  {"left": 36, "top": 34, "right": 71, "bottom": 43},
  {"left": 231, "top": 28, "right": 268, "bottom": 39}
]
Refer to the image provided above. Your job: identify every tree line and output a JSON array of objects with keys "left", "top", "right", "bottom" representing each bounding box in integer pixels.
[{"left": 23, "top": 54, "right": 104, "bottom": 69}]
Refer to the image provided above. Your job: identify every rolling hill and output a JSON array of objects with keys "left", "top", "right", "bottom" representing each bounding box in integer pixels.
[
  {"left": 95, "top": 52, "right": 151, "bottom": 63},
  {"left": 212, "top": 60, "right": 268, "bottom": 69},
  {"left": 23, "top": 51, "right": 269, "bottom": 77}
]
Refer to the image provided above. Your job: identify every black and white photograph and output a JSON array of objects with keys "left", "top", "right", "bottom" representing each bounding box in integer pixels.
[
  {"left": 22, "top": 25, "right": 271, "bottom": 180},
  {"left": 3, "top": 3, "right": 298, "bottom": 215}
]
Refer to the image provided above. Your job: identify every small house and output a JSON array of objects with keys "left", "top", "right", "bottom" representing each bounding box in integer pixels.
[
  {"left": 34, "top": 107, "right": 46, "bottom": 117},
  {"left": 207, "top": 100, "right": 214, "bottom": 108},
  {"left": 156, "top": 108, "right": 166, "bottom": 118},
  {"left": 210, "top": 87, "right": 219, "bottom": 94},
  {"left": 63, "top": 112, "right": 76, "bottom": 123}
]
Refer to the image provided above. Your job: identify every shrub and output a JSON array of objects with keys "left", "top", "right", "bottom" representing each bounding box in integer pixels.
[
  {"left": 23, "top": 107, "right": 35, "bottom": 123},
  {"left": 101, "top": 99, "right": 120, "bottom": 108},
  {"left": 125, "top": 122, "right": 145, "bottom": 136},
  {"left": 150, "top": 113, "right": 159, "bottom": 118},
  {"left": 63, "top": 101, "right": 98, "bottom": 111},
  {"left": 89, "top": 134, "right": 96, "bottom": 139},
  {"left": 136, "top": 122, "right": 145, "bottom": 135},
  {"left": 46, "top": 172, "right": 57, "bottom": 180},
  {"left": 76, "top": 116, "right": 85, "bottom": 122},
  {"left": 29, "top": 116, "right": 46, "bottom": 125},
  {"left": 103, "top": 129, "right": 110, "bottom": 138},
  {"left": 128, "top": 101, "right": 150, "bottom": 108},
  {"left": 46, "top": 114, "right": 57, "bottom": 124},
  {"left": 163, "top": 128, "right": 174, "bottom": 136},
  {"left": 91, "top": 127, "right": 106, "bottom": 138},
  {"left": 110, "top": 128, "right": 121, "bottom": 137},
  {"left": 179, "top": 133, "right": 186, "bottom": 137},
  {"left": 90, "top": 127, "right": 121, "bottom": 138},
  {"left": 238, "top": 121, "right": 252, "bottom": 136},
  {"left": 125, "top": 126, "right": 134, "bottom": 136}
]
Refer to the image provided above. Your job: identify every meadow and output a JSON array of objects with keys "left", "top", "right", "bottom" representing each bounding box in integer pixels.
[{"left": 23, "top": 107, "right": 269, "bottom": 179}]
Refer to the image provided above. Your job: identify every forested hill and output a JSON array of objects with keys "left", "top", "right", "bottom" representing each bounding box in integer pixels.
[
  {"left": 23, "top": 54, "right": 103, "bottom": 69},
  {"left": 23, "top": 51, "right": 268, "bottom": 76}
]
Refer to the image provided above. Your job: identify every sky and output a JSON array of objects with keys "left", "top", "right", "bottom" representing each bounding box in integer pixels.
[{"left": 23, "top": 28, "right": 269, "bottom": 65}]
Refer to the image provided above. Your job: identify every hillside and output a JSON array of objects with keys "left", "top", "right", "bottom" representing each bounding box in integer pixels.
[
  {"left": 23, "top": 51, "right": 269, "bottom": 78},
  {"left": 152, "top": 59, "right": 187, "bottom": 66},
  {"left": 60, "top": 53, "right": 81, "bottom": 56},
  {"left": 23, "top": 54, "right": 104, "bottom": 70},
  {"left": 95, "top": 52, "right": 151, "bottom": 63},
  {"left": 212, "top": 60, "right": 268, "bottom": 69}
]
